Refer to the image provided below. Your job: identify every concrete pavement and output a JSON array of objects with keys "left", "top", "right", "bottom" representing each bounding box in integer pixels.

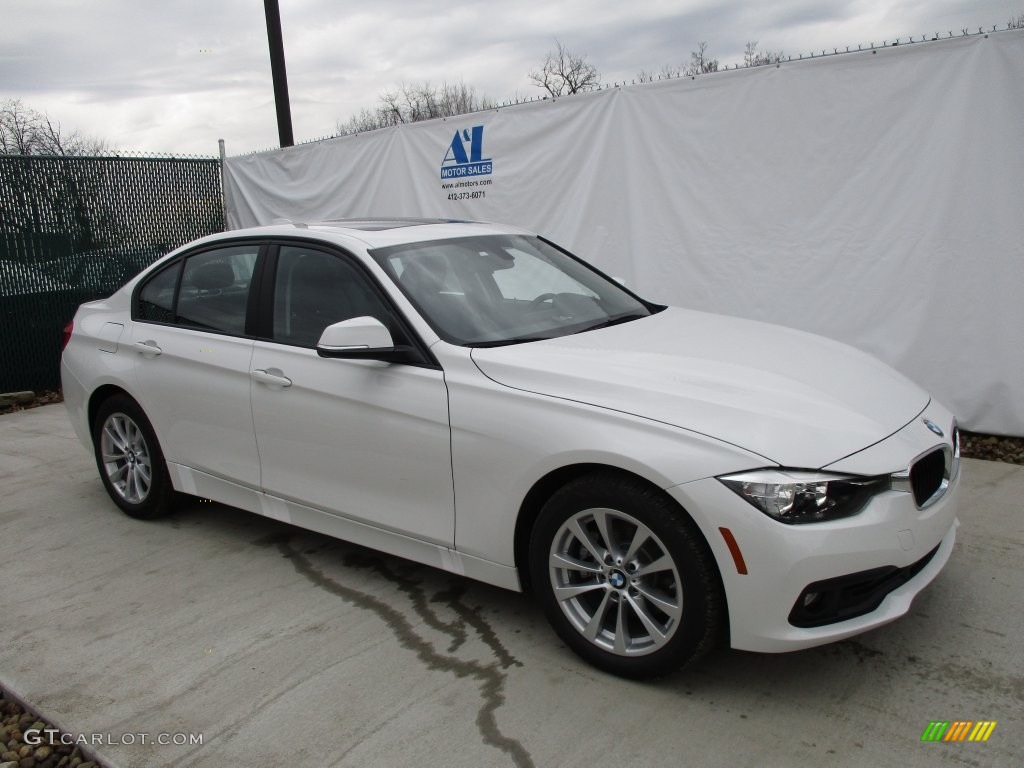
[{"left": 1, "top": 404, "right": 1021, "bottom": 767}]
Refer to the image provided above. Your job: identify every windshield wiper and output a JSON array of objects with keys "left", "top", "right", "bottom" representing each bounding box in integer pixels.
[
  {"left": 468, "top": 314, "right": 648, "bottom": 347},
  {"left": 465, "top": 336, "right": 552, "bottom": 348},
  {"left": 574, "top": 313, "right": 649, "bottom": 335}
]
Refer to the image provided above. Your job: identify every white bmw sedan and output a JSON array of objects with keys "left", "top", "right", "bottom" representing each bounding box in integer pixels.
[{"left": 61, "top": 219, "right": 960, "bottom": 678}]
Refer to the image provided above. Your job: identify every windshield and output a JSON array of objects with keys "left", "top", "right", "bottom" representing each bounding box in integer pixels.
[{"left": 371, "top": 235, "right": 657, "bottom": 346}]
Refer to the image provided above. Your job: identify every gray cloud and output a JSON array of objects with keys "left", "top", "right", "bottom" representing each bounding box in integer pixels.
[{"left": 2, "top": 0, "right": 1020, "bottom": 154}]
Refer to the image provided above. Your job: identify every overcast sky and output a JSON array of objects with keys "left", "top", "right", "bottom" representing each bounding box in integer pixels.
[{"left": 3, "top": 0, "right": 1020, "bottom": 156}]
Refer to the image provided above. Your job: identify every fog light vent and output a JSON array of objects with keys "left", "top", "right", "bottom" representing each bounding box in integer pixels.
[{"left": 788, "top": 545, "right": 939, "bottom": 628}]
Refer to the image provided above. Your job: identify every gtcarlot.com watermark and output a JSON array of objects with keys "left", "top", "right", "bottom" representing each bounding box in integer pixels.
[{"left": 24, "top": 728, "right": 203, "bottom": 747}]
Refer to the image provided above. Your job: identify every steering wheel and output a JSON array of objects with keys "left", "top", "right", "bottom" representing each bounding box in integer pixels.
[{"left": 529, "top": 292, "right": 559, "bottom": 309}]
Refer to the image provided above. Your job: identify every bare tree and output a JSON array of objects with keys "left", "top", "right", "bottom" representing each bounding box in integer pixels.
[
  {"left": 743, "top": 40, "right": 785, "bottom": 67},
  {"left": 336, "top": 81, "right": 494, "bottom": 136},
  {"left": 1, "top": 99, "right": 105, "bottom": 156},
  {"left": 1009, "top": 13, "right": 1024, "bottom": 29},
  {"left": 338, "top": 106, "right": 391, "bottom": 135},
  {"left": 684, "top": 42, "right": 719, "bottom": 76},
  {"left": 529, "top": 40, "right": 601, "bottom": 97},
  {"left": 661, "top": 62, "right": 684, "bottom": 79},
  {"left": 636, "top": 61, "right": 689, "bottom": 82},
  {"left": 1, "top": 100, "right": 113, "bottom": 253}
]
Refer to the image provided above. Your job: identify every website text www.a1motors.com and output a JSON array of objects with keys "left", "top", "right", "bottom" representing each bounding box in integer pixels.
[{"left": 441, "top": 177, "right": 491, "bottom": 200}]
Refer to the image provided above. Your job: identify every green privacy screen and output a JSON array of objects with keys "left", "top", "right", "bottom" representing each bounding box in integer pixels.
[{"left": 0, "top": 154, "right": 224, "bottom": 393}]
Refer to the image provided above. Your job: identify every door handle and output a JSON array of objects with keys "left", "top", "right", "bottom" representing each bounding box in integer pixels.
[
  {"left": 250, "top": 368, "right": 292, "bottom": 388},
  {"left": 134, "top": 340, "right": 162, "bottom": 356}
]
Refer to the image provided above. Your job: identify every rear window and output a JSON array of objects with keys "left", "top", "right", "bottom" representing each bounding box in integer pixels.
[{"left": 135, "top": 244, "right": 260, "bottom": 335}]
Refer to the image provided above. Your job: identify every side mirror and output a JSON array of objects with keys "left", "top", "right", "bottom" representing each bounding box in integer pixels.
[{"left": 316, "top": 317, "right": 417, "bottom": 364}]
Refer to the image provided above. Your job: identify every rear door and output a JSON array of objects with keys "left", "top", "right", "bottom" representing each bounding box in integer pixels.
[
  {"left": 249, "top": 242, "right": 455, "bottom": 545},
  {"left": 131, "top": 242, "right": 262, "bottom": 487}
]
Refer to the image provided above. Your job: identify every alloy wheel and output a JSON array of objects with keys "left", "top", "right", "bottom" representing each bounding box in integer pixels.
[
  {"left": 548, "top": 507, "right": 683, "bottom": 656},
  {"left": 99, "top": 412, "right": 153, "bottom": 504}
]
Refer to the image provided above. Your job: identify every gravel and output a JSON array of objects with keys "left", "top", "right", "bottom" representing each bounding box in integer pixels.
[
  {"left": 959, "top": 431, "right": 1024, "bottom": 465},
  {"left": 0, "top": 391, "right": 63, "bottom": 414},
  {"left": 0, "top": 687, "right": 102, "bottom": 768}
]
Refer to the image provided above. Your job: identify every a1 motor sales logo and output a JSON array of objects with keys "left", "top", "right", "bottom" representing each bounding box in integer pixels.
[{"left": 441, "top": 126, "right": 492, "bottom": 180}]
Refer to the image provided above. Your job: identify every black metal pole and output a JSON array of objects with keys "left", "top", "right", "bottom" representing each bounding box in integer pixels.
[{"left": 263, "top": 0, "right": 294, "bottom": 147}]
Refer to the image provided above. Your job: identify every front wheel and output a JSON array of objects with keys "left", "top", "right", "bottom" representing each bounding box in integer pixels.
[
  {"left": 92, "top": 394, "right": 175, "bottom": 520},
  {"left": 530, "top": 474, "right": 724, "bottom": 679}
]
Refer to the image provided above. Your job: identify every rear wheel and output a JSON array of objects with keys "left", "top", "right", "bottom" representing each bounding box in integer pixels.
[
  {"left": 530, "top": 473, "right": 723, "bottom": 679},
  {"left": 92, "top": 395, "right": 175, "bottom": 520}
]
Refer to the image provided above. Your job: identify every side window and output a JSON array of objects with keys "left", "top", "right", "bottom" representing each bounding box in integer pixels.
[
  {"left": 273, "top": 246, "right": 394, "bottom": 347},
  {"left": 176, "top": 245, "right": 259, "bottom": 335},
  {"left": 137, "top": 262, "right": 180, "bottom": 323}
]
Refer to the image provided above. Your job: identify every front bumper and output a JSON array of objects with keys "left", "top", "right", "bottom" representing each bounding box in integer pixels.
[{"left": 667, "top": 409, "right": 961, "bottom": 653}]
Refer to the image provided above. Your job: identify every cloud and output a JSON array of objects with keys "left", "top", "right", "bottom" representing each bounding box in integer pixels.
[{"left": 2, "top": 0, "right": 1020, "bottom": 155}]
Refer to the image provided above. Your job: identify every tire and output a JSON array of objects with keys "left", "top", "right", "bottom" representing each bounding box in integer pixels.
[
  {"left": 530, "top": 473, "right": 724, "bottom": 679},
  {"left": 92, "top": 394, "right": 175, "bottom": 520}
]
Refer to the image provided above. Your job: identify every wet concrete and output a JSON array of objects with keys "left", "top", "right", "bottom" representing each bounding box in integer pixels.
[{"left": 1, "top": 404, "right": 1021, "bottom": 767}]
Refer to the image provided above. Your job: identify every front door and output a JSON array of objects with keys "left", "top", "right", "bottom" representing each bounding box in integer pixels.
[{"left": 249, "top": 243, "right": 454, "bottom": 546}]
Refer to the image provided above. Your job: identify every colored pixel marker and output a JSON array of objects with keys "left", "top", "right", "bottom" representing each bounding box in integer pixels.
[{"left": 921, "top": 721, "right": 997, "bottom": 742}]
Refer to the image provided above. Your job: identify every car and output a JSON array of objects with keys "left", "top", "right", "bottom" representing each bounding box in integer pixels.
[{"left": 60, "top": 219, "right": 960, "bottom": 679}]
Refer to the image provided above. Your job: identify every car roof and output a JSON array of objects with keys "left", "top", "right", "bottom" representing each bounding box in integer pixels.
[{"left": 199, "top": 219, "right": 535, "bottom": 250}]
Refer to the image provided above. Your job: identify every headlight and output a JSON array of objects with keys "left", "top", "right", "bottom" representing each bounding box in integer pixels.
[{"left": 718, "top": 469, "right": 889, "bottom": 524}]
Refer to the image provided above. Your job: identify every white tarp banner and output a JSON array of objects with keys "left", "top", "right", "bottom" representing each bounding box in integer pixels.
[{"left": 224, "top": 31, "right": 1024, "bottom": 436}]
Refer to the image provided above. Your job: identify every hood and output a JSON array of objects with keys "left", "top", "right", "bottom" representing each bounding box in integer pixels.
[{"left": 470, "top": 307, "right": 928, "bottom": 468}]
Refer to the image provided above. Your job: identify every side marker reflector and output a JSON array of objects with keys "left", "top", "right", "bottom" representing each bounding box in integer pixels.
[{"left": 719, "top": 527, "right": 748, "bottom": 575}]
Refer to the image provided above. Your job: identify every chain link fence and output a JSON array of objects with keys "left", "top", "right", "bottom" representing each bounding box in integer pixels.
[{"left": 0, "top": 154, "right": 224, "bottom": 392}]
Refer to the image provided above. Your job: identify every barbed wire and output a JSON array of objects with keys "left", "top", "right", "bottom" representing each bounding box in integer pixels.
[
  {"left": 1, "top": 149, "right": 219, "bottom": 161},
  {"left": 101, "top": 150, "right": 219, "bottom": 160},
  {"left": 601, "top": 24, "right": 1019, "bottom": 88},
  {"left": 229, "top": 22, "right": 1022, "bottom": 157}
]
